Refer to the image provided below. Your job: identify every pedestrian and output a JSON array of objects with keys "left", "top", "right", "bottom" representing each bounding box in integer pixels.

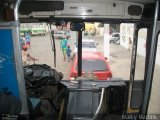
[
  {"left": 128, "top": 37, "right": 132, "bottom": 51},
  {"left": 22, "top": 45, "right": 38, "bottom": 66},
  {"left": 60, "top": 37, "right": 63, "bottom": 50},
  {"left": 61, "top": 35, "right": 68, "bottom": 61},
  {"left": 66, "top": 45, "right": 72, "bottom": 62},
  {"left": 20, "top": 37, "right": 26, "bottom": 49},
  {"left": 25, "top": 32, "right": 31, "bottom": 48}
]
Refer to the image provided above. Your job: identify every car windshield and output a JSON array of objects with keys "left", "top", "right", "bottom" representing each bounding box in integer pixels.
[
  {"left": 82, "top": 42, "right": 96, "bottom": 48},
  {"left": 113, "top": 34, "right": 119, "bottom": 37},
  {"left": 76, "top": 59, "right": 108, "bottom": 72}
]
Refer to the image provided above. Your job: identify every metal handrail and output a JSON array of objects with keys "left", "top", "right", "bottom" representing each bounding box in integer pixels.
[
  {"left": 14, "top": 0, "right": 22, "bottom": 21},
  {"left": 93, "top": 87, "right": 105, "bottom": 120}
]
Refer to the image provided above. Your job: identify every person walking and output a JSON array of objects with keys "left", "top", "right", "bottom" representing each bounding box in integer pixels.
[
  {"left": 66, "top": 45, "right": 72, "bottom": 62},
  {"left": 20, "top": 37, "right": 26, "bottom": 49},
  {"left": 25, "top": 32, "right": 31, "bottom": 48},
  {"left": 128, "top": 37, "right": 132, "bottom": 51},
  {"left": 61, "top": 35, "right": 68, "bottom": 61}
]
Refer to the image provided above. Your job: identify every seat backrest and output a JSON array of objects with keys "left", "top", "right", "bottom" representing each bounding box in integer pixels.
[
  {"left": 0, "top": 93, "right": 22, "bottom": 114},
  {"left": 61, "top": 80, "right": 128, "bottom": 120},
  {"left": 65, "top": 90, "right": 100, "bottom": 120}
]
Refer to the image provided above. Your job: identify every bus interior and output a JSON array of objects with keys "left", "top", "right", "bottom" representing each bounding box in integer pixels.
[{"left": 0, "top": 0, "right": 160, "bottom": 120}]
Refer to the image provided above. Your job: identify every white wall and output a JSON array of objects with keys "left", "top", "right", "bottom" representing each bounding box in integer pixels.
[
  {"left": 103, "top": 24, "right": 110, "bottom": 60},
  {"left": 120, "top": 24, "right": 160, "bottom": 65},
  {"left": 137, "top": 29, "right": 147, "bottom": 57},
  {"left": 155, "top": 35, "right": 160, "bottom": 65},
  {"left": 120, "top": 23, "right": 134, "bottom": 49}
]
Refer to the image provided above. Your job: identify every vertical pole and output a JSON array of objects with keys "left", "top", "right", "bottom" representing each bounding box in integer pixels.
[
  {"left": 103, "top": 24, "right": 110, "bottom": 61},
  {"left": 141, "top": 0, "right": 159, "bottom": 115},
  {"left": 14, "top": 0, "right": 29, "bottom": 115},
  {"left": 14, "top": 0, "right": 21, "bottom": 21},
  {"left": 128, "top": 24, "right": 139, "bottom": 109},
  {"left": 78, "top": 31, "right": 82, "bottom": 76}
]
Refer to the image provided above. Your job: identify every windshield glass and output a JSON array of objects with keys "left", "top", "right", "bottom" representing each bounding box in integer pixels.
[
  {"left": 20, "top": 22, "right": 134, "bottom": 80},
  {"left": 76, "top": 59, "right": 108, "bottom": 72},
  {"left": 113, "top": 34, "right": 119, "bottom": 37},
  {"left": 82, "top": 42, "right": 96, "bottom": 48}
]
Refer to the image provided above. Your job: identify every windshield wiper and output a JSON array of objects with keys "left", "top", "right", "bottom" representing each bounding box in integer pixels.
[
  {"left": 93, "top": 69, "right": 106, "bottom": 71},
  {"left": 49, "top": 23, "right": 56, "bottom": 67}
]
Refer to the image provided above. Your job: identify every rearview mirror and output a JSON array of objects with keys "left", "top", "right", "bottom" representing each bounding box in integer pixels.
[{"left": 70, "top": 23, "right": 85, "bottom": 31}]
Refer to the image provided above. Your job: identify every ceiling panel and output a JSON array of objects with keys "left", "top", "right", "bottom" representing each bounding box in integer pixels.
[
  {"left": 19, "top": 0, "right": 155, "bottom": 21},
  {"left": 23, "top": 0, "right": 155, "bottom": 4}
]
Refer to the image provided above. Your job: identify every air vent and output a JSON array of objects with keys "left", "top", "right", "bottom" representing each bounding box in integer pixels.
[{"left": 128, "top": 5, "right": 142, "bottom": 16}]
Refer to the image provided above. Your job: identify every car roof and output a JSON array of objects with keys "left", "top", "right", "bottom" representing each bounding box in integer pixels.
[
  {"left": 112, "top": 33, "right": 120, "bottom": 35},
  {"left": 76, "top": 52, "right": 104, "bottom": 60},
  {"left": 82, "top": 39, "right": 95, "bottom": 42}
]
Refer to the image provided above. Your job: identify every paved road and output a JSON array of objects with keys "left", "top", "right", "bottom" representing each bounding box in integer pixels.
[{"left": 28, "top": 34, "right": 74, "bottom": 80}]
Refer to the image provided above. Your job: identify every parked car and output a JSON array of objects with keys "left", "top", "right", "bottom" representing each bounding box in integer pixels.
[
  {"left": 109, "top": 33, "right": 120, "bottom": 45},
  {"left": 54, "top": 30, "right": 71, "bottom": 39},
  {"left": 63, "top": 30, "right": 71, "bottom": 39},
  {"left": 69, "top": 52, "right": 112, "bottom": 80},
  {"left": 31, "top": 28, "right": 46, "bottom": 36},
  {"left": 54, "top": 31, "right": 66, "bottom": 39},
  {"left": 73, "top": 39, "right": 97, "bottom": 55}
]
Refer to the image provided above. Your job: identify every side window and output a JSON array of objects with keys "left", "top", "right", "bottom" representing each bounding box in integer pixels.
[
  {"left": 114, "top": 34, "right": 119, "bottom": 37},
  {"left": 130, "top": 28, "right": 147, "bottom": 109},
  {"left": 134, "top": 28, "right": 147, "bottom": 80},
  {"left": 148, "top": 34, "right": 160, "bottom": 114}
]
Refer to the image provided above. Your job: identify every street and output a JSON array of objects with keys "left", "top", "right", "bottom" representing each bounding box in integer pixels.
[
  {"left": 28, "top": 34, "right": 152, "bottom": 80},
  {"left": 28, "top": 34, "right": 73, "bottom": 80}
]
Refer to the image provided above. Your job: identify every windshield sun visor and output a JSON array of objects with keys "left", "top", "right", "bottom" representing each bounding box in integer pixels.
[{"left": 19, "top": 1, "right": 64, "bottom": 15}]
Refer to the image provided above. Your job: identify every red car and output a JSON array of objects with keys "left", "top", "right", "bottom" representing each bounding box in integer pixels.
[{"left": 69, "top": 52, "right": 112, "bottom": 80}]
